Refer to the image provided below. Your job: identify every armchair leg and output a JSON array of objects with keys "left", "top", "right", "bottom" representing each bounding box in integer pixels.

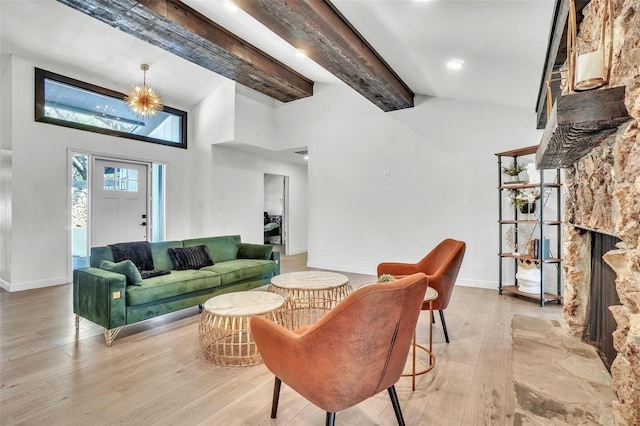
[
  {"left": 271, "top": 377, "right": 282, "bottom": 419},
  {"left": 388, "top": 385, "right": 405, "bottom": 426},
  {"left": 439, "top": 310, "right": 450, "bottom": 343},
  {"left": 326, "top": 412, "right": 336, "bottom": 426}
]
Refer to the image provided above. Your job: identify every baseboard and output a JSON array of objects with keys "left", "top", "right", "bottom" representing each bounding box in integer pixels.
[
  {"left": 457, "top": 278, "right": 499, "bottom": 290},
  {"left": 306, "top": 261, "right": 376, "bottom": 276},
  {"left": 283, "top": 249, "right": 308, "bottom": 256},
  {"left": 2, "top": 277, "right": 68, "bottom": 292},
  {"left": 303, "top": 267, "right": 503, "bottom": 291}
]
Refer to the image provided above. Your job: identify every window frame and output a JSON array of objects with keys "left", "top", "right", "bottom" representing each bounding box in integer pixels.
[{"left": 35, "top": 68, "right": 187, "bottom": 149}]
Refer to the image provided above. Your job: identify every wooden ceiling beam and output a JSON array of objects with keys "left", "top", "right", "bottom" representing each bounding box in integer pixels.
[
  {"left": 56, "top": 0, "right": 313, "bottom": 103},
  {"left": 234, "top": 0, "right": 415, "bottom": 112}
]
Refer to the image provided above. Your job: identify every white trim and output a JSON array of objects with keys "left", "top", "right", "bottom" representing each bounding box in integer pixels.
[
  {"left": 2, "top": 277, "right": 68, "bottom": 292},
  {"left": 306, "top": 261, "right": 376, "bottom": 276},
  {"left": 284, "top": 249, "right": 307, "bottom": 256},
  {"left": 456, "top": 278, "right": 500, "bottom": 290},
  {"left": 302, "top": 266, "right": 501, "bottom": 291}
]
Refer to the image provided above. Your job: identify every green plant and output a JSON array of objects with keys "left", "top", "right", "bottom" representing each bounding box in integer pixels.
[
  {"left": 508, "top": 189, "right": 540, "bottom": 209},
  {"left": 377, "top": 273, "right": 396, "bottom": 282},
  {"left": 501, "top": 163, "right": 527, "bottom": 176}
]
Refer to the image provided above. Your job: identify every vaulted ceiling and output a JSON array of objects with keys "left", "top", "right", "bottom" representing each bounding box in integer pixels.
[
  {"left": 56, "top": 0, "right": 414, "bottom": 112},
  {"left": 1, "top": 0, "right": 557, "bottom": 117}
]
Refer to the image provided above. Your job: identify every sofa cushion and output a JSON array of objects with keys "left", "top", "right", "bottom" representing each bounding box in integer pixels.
[
  {"left": 183, "top": 235, "right": 240, "bottom": 263},
  {"left": 168, "top": 245, "right": 214, "bottom": 270},
  {"left": 237, "top": 243, "right": 273, "bottom": 260},
  {"left": 99, "top": 260, "right": 143, "bottom": 285},
  {"left": 109, "top": 241, "right": 155, "bottom": 271},
  {"left": 126, "top": 270, "right": 221, "bottom": 306},
  {"left": 140, "top": 270, "right": 171, "bottom": 279},
  {"left": 200, "top": 259, "right": 276, "bottom": 285},
  {"left": 150, "top": 240, "right": 184, "bottom": 271},
  {"left": 90, "top": 246, "right": 114, "bottom": 267}
]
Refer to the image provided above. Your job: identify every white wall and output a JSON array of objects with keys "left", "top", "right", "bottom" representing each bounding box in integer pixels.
[
  {"left": 190, "top": 80, "right": 235, "bottom": 237},
  {"left": 234, "top": 85, "right": 277, "bottom": 149},
  {"left": 1, "top": 54, "right": 309, "bottom": 291},
  {"left": 210, "top": 145, "right": 308, "bottom": 255},
  {"left": 0, "top": 55, "right": 12, "bottom": 283},
  {"left": 2, "top": 52, "right": 543, "bottom": 292},
  {"left": 2, "top": 55, "right": 198, "bottom": 291},
  {"left": 264, "top": 174, "right": 284, "bottom": 216},
  {"left": 276, "top": 83, "right": 543, "bottom": 287}
]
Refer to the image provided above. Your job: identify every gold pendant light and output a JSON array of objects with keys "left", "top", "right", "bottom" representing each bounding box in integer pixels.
[{"left": 125, "top": 64, "right": 163, "bottom": 117}]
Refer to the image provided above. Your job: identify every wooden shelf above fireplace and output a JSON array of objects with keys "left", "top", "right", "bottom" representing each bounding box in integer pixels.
[{"left": 536, "top": 86, "right": 631, "bottom": 169}]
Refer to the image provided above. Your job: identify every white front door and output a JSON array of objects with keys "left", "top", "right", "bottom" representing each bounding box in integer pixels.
[{"left": 92, "top": 159, "right": 149, "bottom": 246}]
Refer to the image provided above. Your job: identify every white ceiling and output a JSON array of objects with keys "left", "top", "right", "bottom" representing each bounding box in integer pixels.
[{"left": 0, "top": 0, "right": 555, "bottom": 160}]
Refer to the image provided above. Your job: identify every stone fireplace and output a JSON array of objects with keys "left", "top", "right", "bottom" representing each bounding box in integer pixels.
[{"left": 559, "top": 1, "right": 640, "bottom": 423}]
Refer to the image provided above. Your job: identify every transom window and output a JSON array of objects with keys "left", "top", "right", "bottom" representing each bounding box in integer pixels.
[
  {"left": 103, "top": 167, "right": 138, "bottom": 192},
  {"left": 35, "top": 68, "right": 187, "bottom": 148}
]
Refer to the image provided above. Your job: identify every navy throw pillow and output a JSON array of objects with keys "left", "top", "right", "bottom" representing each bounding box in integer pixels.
[{"left": 168, "top": 245, "right": 214, "bottom": 270}]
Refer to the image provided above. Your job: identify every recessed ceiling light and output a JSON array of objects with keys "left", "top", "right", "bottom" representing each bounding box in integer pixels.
[
  {"left": 296, "top": 49, "right": 307, "bottom": 58},
  {"left": 224, "top": 1, "right": 238, "bottom": 12},
  {"left": 446, "top": 59, "right": 465, "bottom": 70}
]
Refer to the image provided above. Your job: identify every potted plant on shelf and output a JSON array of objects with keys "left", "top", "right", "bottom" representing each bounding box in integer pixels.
[
  {"left": 508, "top": 189, "right": 541, "bottom": 214},
  {"left": 504, "top": 226, "right": 533, "bottom": 255},
  {"left": 501, "top": 163, "right": 527, "bottom": 183}
]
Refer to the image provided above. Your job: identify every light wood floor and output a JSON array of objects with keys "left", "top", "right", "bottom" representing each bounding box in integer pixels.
[{"left": 0, "top": 253, "right": 562, "bottom": 425}]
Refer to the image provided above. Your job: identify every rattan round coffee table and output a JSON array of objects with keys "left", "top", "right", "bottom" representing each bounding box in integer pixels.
[
  {"left": 268, "top": 271, "right": 353, "bottom": 329},
  {"left": 199, "top": 291, "right": 284, "bottom": 366}
]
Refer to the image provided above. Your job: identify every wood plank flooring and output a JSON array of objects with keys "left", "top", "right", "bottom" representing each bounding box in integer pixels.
[{"left": 0, "top": 252, "right": 563, "bottom": 425}]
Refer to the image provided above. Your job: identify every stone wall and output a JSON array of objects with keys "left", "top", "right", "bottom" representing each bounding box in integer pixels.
[{"left": 562, "top": 1, "right": 640, "bottom": 424}]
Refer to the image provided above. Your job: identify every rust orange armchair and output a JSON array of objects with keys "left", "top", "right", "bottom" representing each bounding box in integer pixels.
[
  {"left": 377, "top": 238, "right": 466, "bottom": 343},
  {"left": 250, "top": 273, "right": 429, "bottom": 426}
]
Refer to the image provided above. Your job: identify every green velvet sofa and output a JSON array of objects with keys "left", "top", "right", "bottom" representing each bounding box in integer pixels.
[{"left": 73, "top": 235, "right": 280, "bottom": 346}]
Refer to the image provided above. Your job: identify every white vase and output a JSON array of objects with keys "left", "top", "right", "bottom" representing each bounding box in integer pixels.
[{"left": 516, "top": 267, "right": 541, "bottom": 294}]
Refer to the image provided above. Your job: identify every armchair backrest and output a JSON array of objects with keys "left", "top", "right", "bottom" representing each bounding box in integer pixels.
[
  {"left": 417, "top": 238, "right": 466, "bottom": 310},
  {"left": 254, "top": 272, "right": 428, "bottom": 413}
]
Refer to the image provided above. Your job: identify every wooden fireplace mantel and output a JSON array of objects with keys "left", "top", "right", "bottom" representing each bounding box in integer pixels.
[{"left": 536, "top": 86, "right": 631, "bottom": 169}]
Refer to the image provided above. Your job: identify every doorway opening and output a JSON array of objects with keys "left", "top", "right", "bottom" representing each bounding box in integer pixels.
[
  {"left": 70, "top": 152, "right": 166, "bottom": 270},
  {"left": 264, "top": 173, "right": 288, "bottom": 254}
]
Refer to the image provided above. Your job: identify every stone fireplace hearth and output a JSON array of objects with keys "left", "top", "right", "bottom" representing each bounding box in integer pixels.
[{"left": 548, "top": 0, "right": 640, "bottom": 424}]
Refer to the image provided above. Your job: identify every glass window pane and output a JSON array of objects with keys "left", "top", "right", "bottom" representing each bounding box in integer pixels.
[
  {"left": 72, "top": 153, "right": 89, "bottom": 269},
  {"left": 36, "top": 68, "right": 187, "bottom": 148}
]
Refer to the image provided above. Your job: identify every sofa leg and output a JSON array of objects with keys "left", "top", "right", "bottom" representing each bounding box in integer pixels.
[
  {"left": 104, "top": 327, "right": 122, "bottom": 347},
  {"left": 198, "top": 304, "right": 204, "bottom": 313},
  {"left": 75, "top": 314, "right": 81, "bottom": 329}
]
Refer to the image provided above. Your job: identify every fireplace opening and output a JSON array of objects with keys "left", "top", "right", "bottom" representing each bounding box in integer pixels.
[{"left": 582, "top": 231, "right": 621, "bottom": 371}]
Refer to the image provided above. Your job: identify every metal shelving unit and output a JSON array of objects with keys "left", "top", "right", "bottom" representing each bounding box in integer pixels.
[{"left": 496, "top": 145, "right": 562, "bottom": 306}]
